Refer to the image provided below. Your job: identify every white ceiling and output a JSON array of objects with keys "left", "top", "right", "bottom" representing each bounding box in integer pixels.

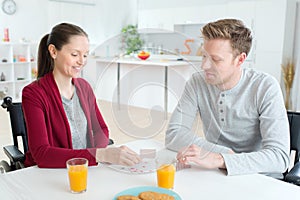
[{"left": 138, "top": 0, "right": 260, "bottom": 10}]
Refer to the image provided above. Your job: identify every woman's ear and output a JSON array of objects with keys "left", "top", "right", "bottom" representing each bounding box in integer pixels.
[{"left": 48, "top": 44, "right": 57, "bottom": 59}]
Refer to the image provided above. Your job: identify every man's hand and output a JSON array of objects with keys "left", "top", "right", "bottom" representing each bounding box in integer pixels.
[
  {"left": 176, "top": 144, "right": 226, "bottom": 169},
  {"left": 96, "top": 145, "right": 141, "bottom": 166}
]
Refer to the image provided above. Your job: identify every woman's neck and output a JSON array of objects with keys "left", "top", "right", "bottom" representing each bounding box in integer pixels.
[{"left": 53, "top": 71, "right": 74, "bottom": 99}]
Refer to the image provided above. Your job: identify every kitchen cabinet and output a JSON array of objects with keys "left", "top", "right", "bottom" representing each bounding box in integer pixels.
[
  {"left": 174, "top": 23, "right": 204, "bottom": 40},
  {"left": 173, "top": 22, "right": 255, "bottom": 67},
  {"left": 173, "top": 23, "right": 204, "bottom": 56},
  {"left": 0, "top": 42, "right": 37, "bottom": 101}
]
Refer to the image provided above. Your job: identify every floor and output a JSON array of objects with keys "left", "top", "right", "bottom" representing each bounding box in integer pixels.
[{"left": 0, "top": 100, "right": 203, "bottom": 163}]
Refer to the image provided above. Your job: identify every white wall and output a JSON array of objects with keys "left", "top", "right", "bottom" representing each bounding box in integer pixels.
[
  {"left": 47, "top": 0, "right": 138, "bottom": 46},
  {"left": 0, "top": 0, "right": 137, "bottom": 45},
  {"left": 291, "top": 1, "right": 300, "bottom": 111},
  {"left": 138, "top": 0, "right": 292, "bottom": 82},
  {"left": 1, "top": 0, "right": 297, "bottom": 110},
  {"left": 0, "top": 0, "right": 48, "bottom": 43},
  {"left": 82, "top": 0, "right": 297, "bottom": 112}
]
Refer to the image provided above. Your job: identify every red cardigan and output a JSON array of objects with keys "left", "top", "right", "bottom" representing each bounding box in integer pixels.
[{"left": 22, "top": 73, "right": 109, "bottom": 168}]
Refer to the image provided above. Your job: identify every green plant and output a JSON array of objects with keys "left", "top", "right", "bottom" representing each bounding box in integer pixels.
[{"left": 121, "top": 24, "right": 144, "bottom": 55}]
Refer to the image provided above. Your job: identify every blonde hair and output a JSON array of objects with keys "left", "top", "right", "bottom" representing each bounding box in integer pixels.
[{"left": 201, "top": 19, "right": 252, "bottom": 56}]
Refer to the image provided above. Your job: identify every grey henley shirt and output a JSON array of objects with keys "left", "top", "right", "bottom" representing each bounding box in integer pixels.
[{"left": 165, "top": 67, "right": 290, "bottom": 177}]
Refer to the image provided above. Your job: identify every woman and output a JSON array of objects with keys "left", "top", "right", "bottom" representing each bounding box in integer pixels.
[{"left": 22, "top": 23, "right": 140, "bottom": 168}]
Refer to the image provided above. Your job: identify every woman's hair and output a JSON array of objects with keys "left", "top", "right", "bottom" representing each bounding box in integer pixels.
[
  {"left": 37, "top": 23, "right": 88, "bottom": 78},
  {"left": 201, "top": 19, "right": 252, "bottom": 57}
]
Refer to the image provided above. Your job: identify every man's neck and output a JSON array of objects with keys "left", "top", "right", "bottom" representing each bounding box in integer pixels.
[{"left": 217, "top": 68, "right": 242, "bottom": 91}]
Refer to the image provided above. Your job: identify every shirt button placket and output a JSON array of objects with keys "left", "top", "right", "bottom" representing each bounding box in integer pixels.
[{"left": 219, "top": 93, "right": 225, "bottom": 125}]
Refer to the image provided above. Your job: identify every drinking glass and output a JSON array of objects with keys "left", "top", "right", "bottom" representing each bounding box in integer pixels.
[
  {"left": 156, "top": 155, "right": 176, "bottom": 189},
  {"left": 66, "top": 158, "right": 88, "bottom": 193}
]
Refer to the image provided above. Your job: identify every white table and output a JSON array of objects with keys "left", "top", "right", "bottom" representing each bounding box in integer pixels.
[{"left": 1, "top": 140, "right": 300, "bottom": 200}]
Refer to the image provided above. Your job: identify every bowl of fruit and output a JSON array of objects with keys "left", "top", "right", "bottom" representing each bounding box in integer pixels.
[{"left": 137, "top": 51, "right": 150, "bottom": 60}]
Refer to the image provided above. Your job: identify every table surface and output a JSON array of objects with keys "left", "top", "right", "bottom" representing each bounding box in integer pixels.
[
  {"left": 1, "top": 139, "right": 300, "bottom": 200},
  {"left": 94, "top": 56, "right": 201, "bottom": 67}
]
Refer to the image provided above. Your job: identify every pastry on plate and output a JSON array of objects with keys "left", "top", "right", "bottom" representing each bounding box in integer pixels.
[
  {"left": 117, "top": 195, "right": 141, "bottom": 200},
  {"left": 139, "top": 191, "right": 175, "bottom": 200}
]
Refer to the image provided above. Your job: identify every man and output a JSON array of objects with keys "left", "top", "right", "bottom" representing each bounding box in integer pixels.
[{"left": 165, "top": 19, "right": 290, "bottom": 178}]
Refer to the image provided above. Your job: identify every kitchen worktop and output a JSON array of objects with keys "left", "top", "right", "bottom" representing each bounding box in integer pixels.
[{"left": 91, "top": 54, "right": 202, "bottom": 65}]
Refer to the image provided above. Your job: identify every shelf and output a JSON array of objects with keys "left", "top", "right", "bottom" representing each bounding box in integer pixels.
[
  {"left": 16, "top": 79, "right": 30, "bottom": 82},
  {"left": 0, "top": 62, "right": 13, "bottom": 66},
  {"left": 0, "top": 81, "right": 14, "bottom": 84},
  {"left": 14, "top": 62, "right": 32, "bottom": 65},
  {"left": 139, "top": 29, "right": 175, "bottom": 34},
  {"left": 0, "top": 43, "right": 37, "bottom": 100}
]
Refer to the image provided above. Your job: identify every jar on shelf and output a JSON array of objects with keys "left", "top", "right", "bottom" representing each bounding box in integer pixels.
[{"left": 1, "top": 72, "right": 5, "bottom": 81}]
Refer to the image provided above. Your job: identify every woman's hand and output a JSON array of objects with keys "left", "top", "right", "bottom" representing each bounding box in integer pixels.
[
  {"left": 96, "top": 146, "right": 141, "bottom": 166},
  {"left": 176, "top": 144, "right": 226, "bottom": 169}
]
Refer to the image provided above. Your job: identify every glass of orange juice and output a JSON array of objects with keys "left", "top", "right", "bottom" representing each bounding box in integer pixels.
[
  {"left": 66, "top": 158, "right": 88, "bottom": 193},
  {"left": 156, "top": 156, "right": 176, "bottom": 189}
]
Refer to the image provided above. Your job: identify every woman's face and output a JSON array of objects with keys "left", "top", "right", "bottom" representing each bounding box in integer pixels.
[{"left": 50, "top": 35, "right": 89, "bottom": 79}]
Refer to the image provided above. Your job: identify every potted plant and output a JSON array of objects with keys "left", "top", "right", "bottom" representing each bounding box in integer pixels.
[{"left": 121, "top": 24, "right": 144, "bottom": 55}]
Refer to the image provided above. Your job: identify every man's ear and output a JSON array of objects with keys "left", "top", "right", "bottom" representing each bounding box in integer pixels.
[
  {"left": 236, "top": 52, "right": 247, "bottom": 66},
  {"left": 48, "top": 44, "right": 57, "bottom": 59}
]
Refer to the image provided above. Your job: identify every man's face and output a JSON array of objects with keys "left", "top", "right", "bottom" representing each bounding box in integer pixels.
[{"left": 201, "top": 39, "right": 244, "bottom": 90}]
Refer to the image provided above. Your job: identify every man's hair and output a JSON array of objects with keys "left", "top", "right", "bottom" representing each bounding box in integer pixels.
[{"left": 201, "top": 19, "right": 253, "bottom": 56}]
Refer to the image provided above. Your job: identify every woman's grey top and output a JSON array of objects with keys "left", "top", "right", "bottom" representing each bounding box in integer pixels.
[{"left": 62, "top": 88, "right": 87, "bottom": 149}]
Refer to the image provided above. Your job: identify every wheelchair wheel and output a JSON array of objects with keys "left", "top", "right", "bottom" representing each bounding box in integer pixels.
[
  {"left": 0, "top": 160, "right": 11, "bottom": 173},
  {"left": 15, "top": 161, "right": 25, "bottom": 170}
]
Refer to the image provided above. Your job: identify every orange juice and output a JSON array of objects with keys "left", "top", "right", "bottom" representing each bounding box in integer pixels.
[
  {"left": 156, "top": 164, "right": 175, "bottom": 189},
  {"left": 68, "top": 165, "right": 88, "bottom": 193}
]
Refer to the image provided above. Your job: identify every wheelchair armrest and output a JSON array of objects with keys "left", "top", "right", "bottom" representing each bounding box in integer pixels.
[
  {"left": 108, "top": 138, "right": 114, "bottom": 145},
  {"left": 3, "top": 145, "right": 25, "bottom": 163},
  {"left": 285, "top": 161, "right": 300, "bottom": 185},
  {"left": 3, "top": 139, "right": 112, "bottom": 165}
]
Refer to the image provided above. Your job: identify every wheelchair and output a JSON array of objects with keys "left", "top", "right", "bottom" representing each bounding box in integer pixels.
[
  {"left": 0, "top": 96, "right": 114, "bottom": 173},
  {"left": 0, "top": 96, "right": 27, "bottom": 172}
]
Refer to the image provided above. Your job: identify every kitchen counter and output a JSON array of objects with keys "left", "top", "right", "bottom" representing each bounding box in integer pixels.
[{"left": 83, "top": 55, "right": 202, "bottom": 113}]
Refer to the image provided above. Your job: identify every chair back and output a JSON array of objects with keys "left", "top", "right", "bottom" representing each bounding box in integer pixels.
[
  {"left": 287, "top": 111, "right": 300, "bottom": 163},
  {"left": 1, "top": 96, "right": 28, "bottom": 153}
]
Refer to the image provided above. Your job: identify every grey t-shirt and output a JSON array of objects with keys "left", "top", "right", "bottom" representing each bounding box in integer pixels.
[
  {"left": 62, "top": 88, "right": 87, "bottom": 149},
  {"left": 165, "top": 67, "right": 290, "bottom": 177}
]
